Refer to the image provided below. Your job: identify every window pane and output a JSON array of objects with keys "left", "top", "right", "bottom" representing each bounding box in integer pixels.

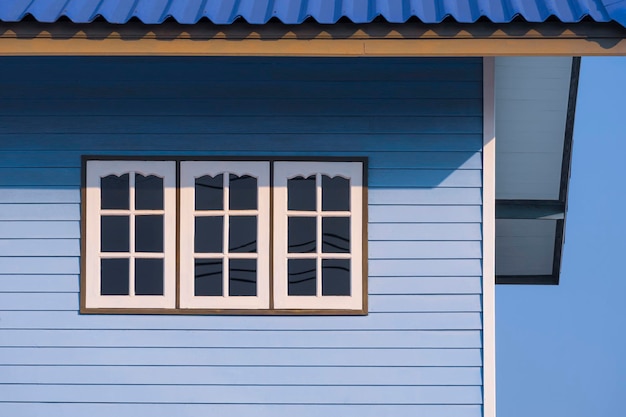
[
  {"left": 322, "top": 259, "right": 351, "bottom": 296},
  {"left": 135, "top": 258, "right": 164, "bottom": 295},
  {"left": 101, "top": 174, "right": 129, "bottom": 209},
  {"left": 194, "top": 259, "right": 223, "bottom": 296},
  {"left": 196, "top": 175, "right": 223, "bottom": 210},
  {"left": 288, "top": 217, "right": 316, "bottom": 253},
  {"left": 322, "top": 175, "right": 350, "bottom": 211},
  {"left": 101, "top": 216, "right": 129, "bottom": 252},
  {"left": 288, "top": 175, "right": 316, "bottom": 211},
  {"left": 229, "top": 216, "right": 257, "bottom": 253},
  {"left": 322, "top": 217, "right": 350, "bottom": 253},
  {"left": 229, "top": 259, "right": 257, "bottom": 296},
  {"left": 135, "top": 215, "right": 163, "bottom": 253},
  {"left": 135, "top": 174, "right": 163, "bottom": 210},
  {"left": 195, "top": 216, "right": 223, "bottom": 253},
  {"left": 101, "top": 258, "right": 129, "bottom": 295},
  {"left": 288, "top": 259, "right": 316, "bottom": 296},
  {"left": 229, "top": 174, "right": 257, "bottom": 210}
]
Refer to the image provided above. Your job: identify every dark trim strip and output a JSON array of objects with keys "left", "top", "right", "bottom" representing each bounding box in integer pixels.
[
  {"left": 496, "top": 275, "right": 558, "bottom": 285},
  {"left": 495, "top": 200, "right": 565, "bottom": 220}
]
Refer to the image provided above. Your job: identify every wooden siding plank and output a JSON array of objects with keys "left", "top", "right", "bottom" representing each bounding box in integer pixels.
[
  {"left": 0, "top": 365, "right": 483, "bottom": 385},
  {"left": 0, "top": 384, "right": 482, "bottom": 404},
  {"left": 0, "top": 81, "right": 482, "bottom": 100},
  {"left": 0, "top": 293, "right": 482, "bottom": 313},
  {"left": 0, "top": 403, "right": 483, "bottom": 417},
  {"left": 0, "top": 347, "right": 482, "bottom": 367},
  {"left": 0, "top": 204, "right": 78, "bottom": 221},
  {"left": 0, "top": 311, "right": 483, "bottom": 330},
  {"left": 369, "top": 277, "right": 482, "bottom": 294},
  {"left": 0, "top": 257, "right": 78, "bottom": 274},
  {"left": 0, "top": 221, "right": 79, "bottom": 239},
  {"left": 0, "top": 115, "right": 482, "bottom": 135},
  {"left": 368, "top": 223, "right": 482, "bottom": 241},
  {"left": 0, "top": 187, "right": 79, "bottom": 203},
  {"left": 0, "top": 275, "right": 78, "bottom": 292},
  {"left": 0, "top": 57, "right": 482, "bottom": 82},
  {"left": 369, "top": 169, "right": 481, "bottom": 187},
  {"left": 0, "top": 98, "right": 483, "bottom": 117},
  {"left": 0, "top": 330, "right": 482, "bottom": 349},
  {"left": 0, "top": 239, "right": 78, "bottom": 257},
  {"left": 370, "top": 206, "right": 482, "bottom": 223},
  {"left": 0, "top": 134, "right": 483, "bottom": 152},
  {"left": 369, "top": 241, "right": 481, "bottom": 259},
  {"left": 0, "top": 168, "right": 79, "bottom": 186},
  {"left": 369, "top": 188, "right": 482, "bottom": 205},
  {"left": 369, "top": 260, "right": 482, "bottom": 276}
]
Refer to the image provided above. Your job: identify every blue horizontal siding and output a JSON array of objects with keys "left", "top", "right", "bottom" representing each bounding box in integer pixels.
[
  {"left": 0, "top": 329, "right": 482, "bottom": 348},
  {"left": 0, "top": 311, "right": 482, "bottom": 330},
  {"left": 0, "top": 404, "right": 483, "bottom": 417},
  {"left": 0, "top": 384, "right": 482, "bottom": 404},
  {"left": 0, "top": 56, "right": 483, "bottom": 416},
  {"left": 0, "top": 347, "right": 482, "bottom": 367},
  {"left": 0, "top": 365, "right": 482, "bottom": 385}
]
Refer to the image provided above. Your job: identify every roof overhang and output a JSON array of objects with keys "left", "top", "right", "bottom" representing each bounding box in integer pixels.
[
  {"left": 1, "top": 20, "right": 626, "bottom": 56},
  {"left": 494, "top": 56, "right": 578, "bottom": 285}
]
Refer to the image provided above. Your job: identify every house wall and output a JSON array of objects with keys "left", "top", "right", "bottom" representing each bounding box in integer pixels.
[{"left": 0, "top": 57, "right": 484, "bottom": 417}]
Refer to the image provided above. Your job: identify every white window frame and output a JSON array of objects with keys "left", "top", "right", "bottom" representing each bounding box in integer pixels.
[
  {"left": 84, "top": 160, "right": 177, "bottom": 309},
  {"left": 179, "top": 161, "right": 270, "bottom": 309},
  {"left": 273, "top": 161, "right": 364, "bottom": 310},
  {"left": 83, "top": 158, "right": 365, "bottom": 314}
]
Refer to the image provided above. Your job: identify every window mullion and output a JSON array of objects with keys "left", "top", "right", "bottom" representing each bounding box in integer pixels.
[
  {"left": 129, "top": 171, "right": 136, "bottom": 297},
  {"left": 316, "top": 173, "right": 322, "bottom": 298},
  {"left": 223, "top": 172, "right": 230, "bottom": 298}
]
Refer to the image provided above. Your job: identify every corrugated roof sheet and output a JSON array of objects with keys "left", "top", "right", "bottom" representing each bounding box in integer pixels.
[{"left": 0, "top": 0, "right": 624, "bottom": 27}]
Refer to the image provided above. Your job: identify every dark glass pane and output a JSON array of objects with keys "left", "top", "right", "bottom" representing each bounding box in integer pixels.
[
  {"left": 194, "top": 259, "right": 223, "bottom": 296},
  {"left": 288, "top": 175, "right": 316, "bottom": 211},
  {"left": 101, "top": 174, "right": 129, "bottom": 209},
  {"left": 101, "top": 258, "right": 129, "bottom": 295},
  {"left": 322, "top": 217, "right": 350, "bottom": 253},
  {"left": 229, "top": 259, "right": 257, "bottom": 296},
  {"left": 196, "top": 175, "right": 223, "bottom": 210},
  {"left": 135, "top": 215, "right": 163, "bottom": 253},
  {"left": 135, "top": 258, "right": 164, "bottom": 295},
  {"left": 229, "top": 174, "right": 257, "bottom": 210},
  {"left": 195, "top": 217, "right": 223, "bottom": 253},
  {"left": 101, "top": 216, "right": 129, "bottom": 252},
  {"left": 135, "top": 174, "right": 163, "bottom": 210},
  {"left": 288, "top": 259, "right": 316, "bottom": 296},
  {"left": 322, "top": 175, "right": 350, "bottom": 211},
  {"left": 288, "top": 217, "right": 316, "bottom": 253},
  {"left": 229, "top": 216, "right": 257, "bottom": 253},
  {"left": 322, "top": 259, "right": 351, "bottom": 296}
]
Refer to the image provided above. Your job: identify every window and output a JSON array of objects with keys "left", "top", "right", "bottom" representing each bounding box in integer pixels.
[{"left": 83, "top": 158, "right": 366, "bottom": 314}]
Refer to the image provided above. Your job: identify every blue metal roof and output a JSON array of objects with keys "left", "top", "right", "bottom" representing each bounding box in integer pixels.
[{"left": 0, "top": 0, "right": 624, "bottom": 27}]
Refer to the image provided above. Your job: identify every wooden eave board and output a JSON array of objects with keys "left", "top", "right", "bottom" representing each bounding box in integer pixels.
[{"left": 1, "top": 21, "right": 626, "bottom": 56}]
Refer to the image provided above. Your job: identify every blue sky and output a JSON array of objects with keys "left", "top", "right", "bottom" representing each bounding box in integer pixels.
[{"left": 497, "top": 57, "right": 626, "bottom": 416}]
